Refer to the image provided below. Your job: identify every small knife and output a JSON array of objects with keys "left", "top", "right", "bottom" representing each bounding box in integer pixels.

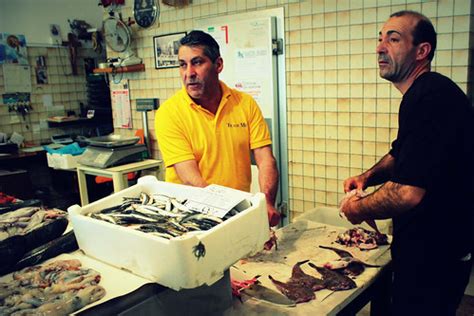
[{"left": 241, "top": 282, "right": 296, "bottom": 307}]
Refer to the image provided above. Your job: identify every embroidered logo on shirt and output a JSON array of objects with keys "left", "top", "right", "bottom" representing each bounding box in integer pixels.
[{"left": 227, "top": 122, "right": 247, "bottom": 128}]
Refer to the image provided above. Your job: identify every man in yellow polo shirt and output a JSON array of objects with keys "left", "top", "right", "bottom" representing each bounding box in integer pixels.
[{"left": 155, "top": 30, "right": 280, "bottom": 227}]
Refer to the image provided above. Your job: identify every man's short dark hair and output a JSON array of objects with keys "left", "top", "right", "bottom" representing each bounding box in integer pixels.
[
  {"left": 390, "top": 10, "right": 437, "bottom": 61},
  {"left": 179, "top": 30, "right": 221, "bottom": 62}
]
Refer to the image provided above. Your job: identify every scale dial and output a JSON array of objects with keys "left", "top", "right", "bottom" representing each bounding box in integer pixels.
[
  {"left": 133, "top": 0, "right": 159, "bottom": 28},
  {"left": 102, "top": 16, "right": 131, "bottom": 52}
]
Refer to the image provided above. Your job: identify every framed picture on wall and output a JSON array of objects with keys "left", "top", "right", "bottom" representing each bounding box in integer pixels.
[{"left": 154, "top": 32, "right": 186, "bottom": 69}]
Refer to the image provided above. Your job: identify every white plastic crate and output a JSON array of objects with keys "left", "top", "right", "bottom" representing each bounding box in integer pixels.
[
  {"left": 68, "top": 176, "right": 269, "bottom": 290},
  {"left": 47, "top": 153, "right": 81, "bottom": 169}
]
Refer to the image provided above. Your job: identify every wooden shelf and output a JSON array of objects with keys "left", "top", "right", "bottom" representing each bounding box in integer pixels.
[{"left": 93, "top": 63, "right": 145, "bottom": 74}]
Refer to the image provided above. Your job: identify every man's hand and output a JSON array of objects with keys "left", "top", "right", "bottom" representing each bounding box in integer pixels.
[
  {"left": 340, "top": 194, "right": 365, "bottom": 225},
  {"left": 267, "top": 204, "right": 280, "bottom": 227},
  {"left": 343, "top": 175, "right": 367, "bottom": 193}
]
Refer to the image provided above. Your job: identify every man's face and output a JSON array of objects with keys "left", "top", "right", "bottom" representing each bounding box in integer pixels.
[
  {"left": 178, "top": 45, "right": 223, "bottom": 102},
  {"left": 376, "top": 15, "right": 419, "bottom": 83}
]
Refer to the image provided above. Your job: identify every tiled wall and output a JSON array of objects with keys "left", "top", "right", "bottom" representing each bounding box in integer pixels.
[
  {"left": 109, "top": 0, "right": 473, "bottom": 220},
  {"left": 0, "top": 46, "right": 98, "bottom": 144}
]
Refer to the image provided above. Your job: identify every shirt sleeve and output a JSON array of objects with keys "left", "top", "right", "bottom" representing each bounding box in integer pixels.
[
  {"left": 155, "top": 105, "right": 195, "bottom": 167},
  {"left": 248, "top": 98, "right": 272, "bottom": 150},
  {"left": 391, "top": 97, "right": 448, "bottom": 189}
]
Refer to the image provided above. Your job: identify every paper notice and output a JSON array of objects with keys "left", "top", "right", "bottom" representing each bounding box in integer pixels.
[{"left": 184, "top": 184, "right": 253, "bottom": 218}]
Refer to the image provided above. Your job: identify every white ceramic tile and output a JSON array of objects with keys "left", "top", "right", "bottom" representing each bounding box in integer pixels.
[
  {"left": 452, "top": 50, "right": 469, "bottom": 66},
  {"left": 350, "top": 84, "right": 363, "bottom": 98},
  {"left": 451, "top": 66, "right": 468, "bottom": 82},
  {"left": 337, "top": 0, "right": 350, "bottom": 11},
  {"left": 350, "top": 54, "right": 364, "bottom": 68},
  {"left": 362, "top": 0, "right": 376, "bottom": 9},
  {"left": 313, "top": 13, "right": 325, "bottom": 28},
  {"left": 350, "top": 40, "right": 363, "bottom": 54},
  {"left": 336, "top": 40, "right": 351, "bottom": 55},
  {"left": 438, "top": 0, "right": 455, "bottom": 17},
  {"left": 421, "top": 1, "right": 437, "bottom": 18},
  {"left": 325, "top": 12, "right": 338, "bottom": 27},
  {"left": 454, "top": 0, "right": 471, "bottom": 15},
  {"left": 288, "top": 16, "right": 301, "bottom": 32},
  {"left": 312, "top": 0, "right": 325, "bottom": 14},
  {"left": 437, "top": 34, "right": 453, "bottom": 50},
  {"left": 347, "top": 25, "right": 363, "bottom": 42},
  {"left": 406, "top": 3, "right": 421, "bottom": 13},
  {"left": 326, "top": 126, "right": 338, "bottom": 139},
  {"left": 453, "top": 33, "right": 470, "bottom": 49},
  {"left": 300, "top": 1, "right": 312, "bottom": 16},
  {"left": 324, "top": 0, "right": 337, "bottom": 12},
  {"left": 350, "top": 126, "right": 363, "bottom": 141},
  {"left": 436, "top": 50, "right": 452, "bottom": 66},
  {"left": 300, "top": 15, "right": 313, "bottom": 29},
  {"left": 349, "top": 9, "right": 363, "bottom": 24},
  {"left": 436, "top": 16, "right": 454, "bottom": 33},
  {"left": 337, "top": 26, "right": 350, "bottom": 40},
  {"left": 337, "top": 69, "right": 350, "bottom": 84},
  {"left": 376, "top": 6, "right": 392, "bottom": 23},
  {"left": 363, "top": 53, "right": 378, "bottom": 69},
  {"left": 325, "top": 27, "right": 338, "bottom": 42},
  {"left": 338, "top": 126, "right": 350, "bottom": 140},
  {"left": 337, "top": 54, "right": 350, "bottom": 69},
  {"left": 337, "top": 11, "right": 350, "bottom": 26},
  {"left": 288, "top": 2, "right": 301, "bottom": 17}
]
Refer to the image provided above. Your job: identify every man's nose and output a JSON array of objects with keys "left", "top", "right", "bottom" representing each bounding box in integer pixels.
[
  {"left": 186, "top": 65, "right": 196, "bottom": 77},
  {"left": 376, "top": 41, "right": 387, "bottom": 54}
]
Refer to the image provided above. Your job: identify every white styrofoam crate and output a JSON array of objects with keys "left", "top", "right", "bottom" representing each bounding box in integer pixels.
[
  {"left": 68, "top": 176, "right": 269, "bottom": 290},
  {"left": 46, "top": 153, "right": 81, "bottom": 169}
]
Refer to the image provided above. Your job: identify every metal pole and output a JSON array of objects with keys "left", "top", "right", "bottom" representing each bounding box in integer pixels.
[{"left": 141, "top": 111, "right": 152, "bottom": 158}]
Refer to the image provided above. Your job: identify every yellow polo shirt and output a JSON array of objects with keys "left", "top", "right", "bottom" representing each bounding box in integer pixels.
[{"left": 155, "top": 81, "right": 271, "bottom": 192}]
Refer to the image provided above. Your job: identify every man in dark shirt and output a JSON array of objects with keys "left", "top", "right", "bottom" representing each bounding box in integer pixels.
[{"left": 340, "top": 10, "right": 474, "bottom": 315}]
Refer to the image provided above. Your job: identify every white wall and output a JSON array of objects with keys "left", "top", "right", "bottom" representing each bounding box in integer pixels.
[{"left": 0, "top": 0, "right": 103, "bottom": 46}]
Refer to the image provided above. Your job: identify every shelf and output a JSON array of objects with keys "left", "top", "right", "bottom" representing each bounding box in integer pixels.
[
  {"left": 93, "top": 63, "right": 145, "bottom": 74},
  {"left": 47, "top": 117, "right": 95, "bottom": 128}
]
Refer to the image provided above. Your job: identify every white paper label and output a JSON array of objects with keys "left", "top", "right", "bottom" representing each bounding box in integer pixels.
[{"left": 184, "top": 184, "right": 252, "bottom": 218}]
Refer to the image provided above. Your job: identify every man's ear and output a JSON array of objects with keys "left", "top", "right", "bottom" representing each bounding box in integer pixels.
[
  {"left": 416, "top": 42, "right": 431, "bottom": 61},
  {"left": 214, "top": 56, "right": 224, "bottom": 74}
]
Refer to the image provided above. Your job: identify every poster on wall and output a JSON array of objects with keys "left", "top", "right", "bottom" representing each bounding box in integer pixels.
[
  {"left": 154, "top": 32, "right": 186, "bottom": 69},
  {"left": 0, "top": 33, "right": 28, "bottom": 65},
  {"left": 111, "top": 81, "right": 132, "bottom": 129},
  {"left": 3, "top": 64, "right": 31, "bottom": 93}
]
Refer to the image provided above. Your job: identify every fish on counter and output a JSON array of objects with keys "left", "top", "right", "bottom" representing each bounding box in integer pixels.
[
  {"left": 0, "top": 207, "right": 69, "bottom": 276},
  {"left": 268, "top": 259, "right": 356, "bottom": 304},
  {"left": 268, "top": 275, "right": 315, "bottom": 304},
  {"left": 0, "top": 207, "right": 67, "bottom": 242},
  {"left": 319, "top": 245, "right": 380, "bottom": 277},
  {"left": 0, "top": 259, "right": 105, "bottom": 315},
  {"left": 88, "top": 192, "right": 244, "bottom": 239},
  {"left": 288, "top": 260, "right": 325, "bottom": 292},
  {"left": 308, "top": 262, "right": 357, "bottom": 291},
  {"left": 267, "top": 260, "right": 325, "bottom": 303},
  {"left": 0, "top": 196, "right": 42, "bottom": 216},
  {"left": 336, "top": 226, "right": 389, "bottom": 250},
  {"left": 7, "top": 231, "right": 79, "bottom": 275}
]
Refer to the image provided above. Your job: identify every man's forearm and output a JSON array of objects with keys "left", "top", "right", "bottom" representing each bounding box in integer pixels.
[
  {"left": 258, "top": 161, "right": 279, "bottom": 206},
  {"left": 363, "top": 154, "right": 396, "bottom": 187},
  {"left": 173, "top": 160, "right": 208, "bottom": 188},
  {"left": 356, "top": 181, "right": 425, "bottom": 220}
]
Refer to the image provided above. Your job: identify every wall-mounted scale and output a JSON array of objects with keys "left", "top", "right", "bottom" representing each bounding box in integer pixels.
[{"left": 102, "top": 14, "right": 142, "bottom": 67}]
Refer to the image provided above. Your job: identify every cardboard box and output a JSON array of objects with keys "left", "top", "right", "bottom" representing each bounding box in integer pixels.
[
  {"left": 47, "top": 153, "right": 81, "bottom": 169},
  {"left": 68, "top": 176, "right": 269, "bottom": 290}
]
